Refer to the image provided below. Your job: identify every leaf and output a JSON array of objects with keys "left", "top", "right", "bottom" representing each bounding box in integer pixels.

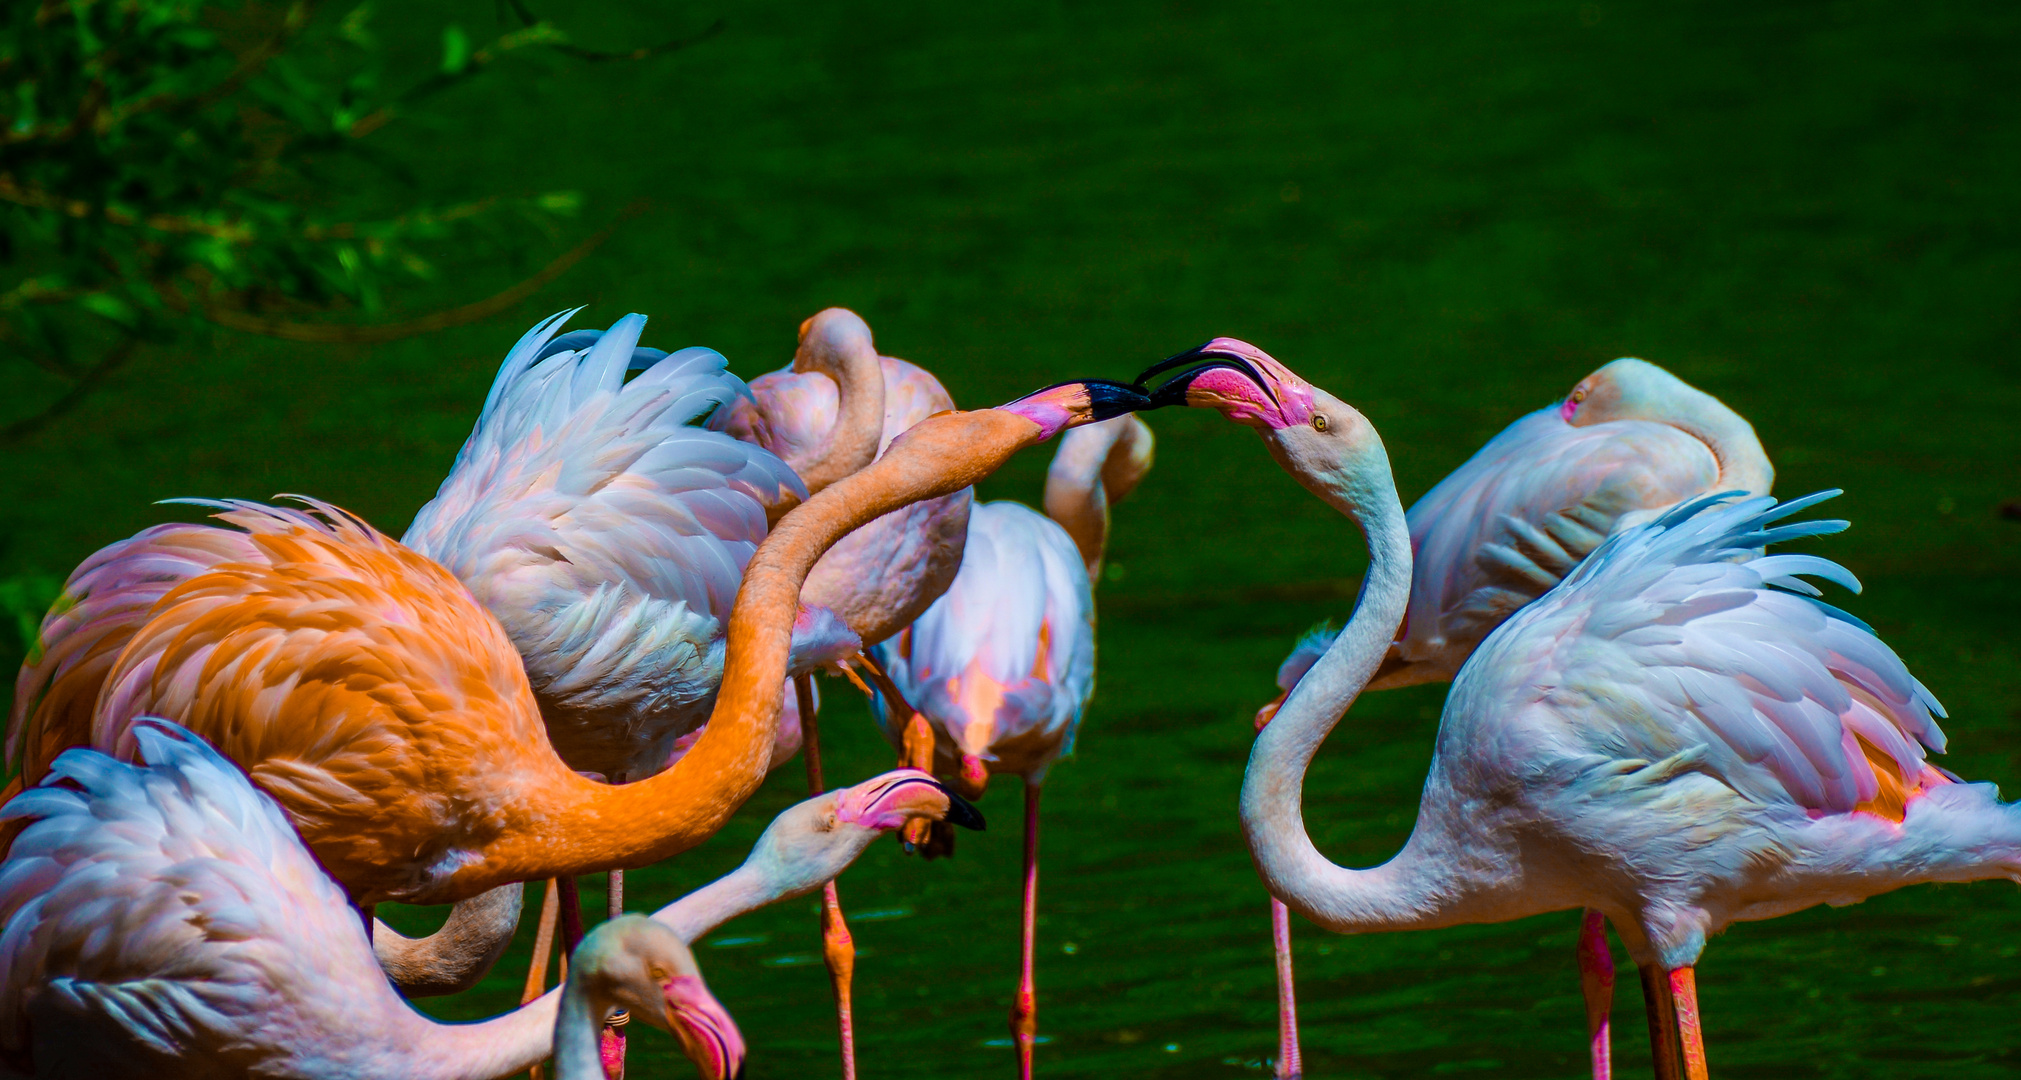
[
  {"left": 78, "top": 292, "right": 139, "bottom": 327},
  {"left": 440, "top": 25, "right": 471, "bottom": 75},
  {"left": 340, "top": 4, "right": 377, "bottom": 49}
]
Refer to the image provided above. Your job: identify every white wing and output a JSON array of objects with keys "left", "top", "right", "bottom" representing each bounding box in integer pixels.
[
  {"left": 1459, "top": 492, "right": 1948, "bottom": 816},
  {"left": 1395, "top": 406, "right": 1724, "bottom": 680},
  {"left": 0, "top": 721, "right": 395, "bottom": 1075},
  {"left": 874, "top": 502, "right": 1092, "bottom": 783},
  {"left": 404, "top": 313, "right": 853, "bottom": 778}
]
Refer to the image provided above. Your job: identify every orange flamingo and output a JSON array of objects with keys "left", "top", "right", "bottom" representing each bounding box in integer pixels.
[
  {"left": 5, "top": 377, "right": 1142, "bottom": 916},
  {"left": 722, "top": 307, "right": 972, "bottom": 1077}
]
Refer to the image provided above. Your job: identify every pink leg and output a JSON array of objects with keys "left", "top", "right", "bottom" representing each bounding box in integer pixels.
[
  {"left": 1638, "top": 964, "right": 1681, "bottom": 1080},
  {"left": 1270, "top": 898, "right": 1303, "bottom": 1079},
  {"left": 1576, "top": 909, "right": 1614, "bottom": 1080},
  {"left": 799, "top": 674, "right": 858, "bottom": 1080},
  {"left": 1669, "top": 967, "right": 1709, "bottom": 1080},
  {"left": 1010, "top": 783, "right": 1043, "bottom": 1080}
]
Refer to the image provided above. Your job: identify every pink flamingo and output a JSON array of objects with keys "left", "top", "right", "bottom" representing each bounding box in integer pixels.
[
  {"left": 722, "top": 307, "right": 973, "bottom": 1079},
  {"left": 1241, "top": 356, "right": 1775, "bottom": 1078},
  {"left": 0, "top": 719, "right": 745, "bottom": 1080},
  {"left": 872, "top": 414, "right": 1155, "bottom": 1080},
  {"left": 1146, "top": 339, "right": 2019, "bottom": 1080}
]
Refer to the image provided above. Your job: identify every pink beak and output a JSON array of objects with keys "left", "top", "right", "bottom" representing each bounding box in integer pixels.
[{"left": 663, "top": 975, "right": 747, "bottom": 1080}]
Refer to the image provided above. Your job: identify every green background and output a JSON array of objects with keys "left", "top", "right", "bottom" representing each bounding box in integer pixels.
[{"left": 7, "top": 1, "right": 2018, "bottom": 1077}]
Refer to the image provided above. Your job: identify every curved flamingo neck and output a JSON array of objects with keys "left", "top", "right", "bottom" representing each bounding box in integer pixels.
[
  {"left": 1042, "top": 415, "right": 1153, "bottom": 579},
  {"left": 788, "top": 350, "right": 887, "bottom": 496},
  {"left": 1240, "top": 432, "right": 1458, "bottom": 933},
  {"left": 1668, "top": 392, "right": 1773, "bottom": 498},
  {"left": 475, "top": 409, "right": 1049, "bottom": 887},
  {"left": 652, "top": 861, "right": 777, "bottom": 943}
]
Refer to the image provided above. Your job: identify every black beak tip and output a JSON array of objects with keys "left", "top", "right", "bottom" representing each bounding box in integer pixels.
[
  {"left": 1078, "top": 378, "right": 1154, "bottom": 420},
  {"left": 942, "top": 789, "right": 987, "bottom": 832}
]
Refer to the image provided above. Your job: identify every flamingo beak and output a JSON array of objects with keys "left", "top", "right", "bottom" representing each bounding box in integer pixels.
[
  {"left": 1135, "top": 338, "right": 1316, "bottom": 429},
  {"left": 837, "top": 770, "right": 987, "bottom": 832},
  {"left": 997, "top": 379, "right": 1153, "bottom": 441},
  {"left": 663, "top": 975, "right": 747, "bottom": 1080}
]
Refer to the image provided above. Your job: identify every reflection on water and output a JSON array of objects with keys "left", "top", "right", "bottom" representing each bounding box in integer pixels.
[{"left": 394, "top": 580, "right": 2021, "bottom": 1079}]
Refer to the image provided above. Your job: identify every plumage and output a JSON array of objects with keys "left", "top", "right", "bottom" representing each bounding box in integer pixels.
[
  {"left": 1378, "top": 357, "right": 1772, "bottom": 689},
  {"left": 1149, "top": 339, "right": 2017, "bottom": 1080},
  {"left": 405, "top": 311, "right": 855, "bottom": 781},
  {"left": 0, "top": 719, "right": 742, "bottom": 1080},
  {"left": 875, "top": 501, "right": 1093, "bottom": 783}
]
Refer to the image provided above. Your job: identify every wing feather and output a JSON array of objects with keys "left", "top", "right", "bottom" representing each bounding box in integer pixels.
[{"left": 1463, "top": 492, "right": 1947, "bottom": 817}]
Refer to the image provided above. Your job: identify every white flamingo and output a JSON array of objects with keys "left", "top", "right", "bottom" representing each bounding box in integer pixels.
[
  {"left": 1241, "top": 355, "right": 1775, "bottom": 1078},
  {"left": 871, "top": 413, "right": 1154, "bottom": 1080},
  {"left": 1146, "top": 339, "right": 2019, "bottom": 1080}
]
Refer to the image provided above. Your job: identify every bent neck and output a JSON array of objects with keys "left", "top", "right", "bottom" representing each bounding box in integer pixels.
[
  {"left": 653, "top": 861, "right": 776, "bottom": 943},
  {"left": 791, "top": 352, "right": 887, "bottom": 494},
  {"left": 1240, "top": 434, "right": 1455, "bottom": 933},
  {"left": 1041, "top": 415, "right": 1152, "bottom": 578},
  {"left": 482, "top": 410, "right": 1050, "bottom": 882},
  {"left": 1658, "top": 387, "right": 1774, "bottom": 497}
]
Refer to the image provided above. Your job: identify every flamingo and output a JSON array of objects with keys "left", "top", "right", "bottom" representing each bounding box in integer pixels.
[
  {"left": 1241, "top": 356, "right": 1775, "bottom": 1078},
  {"left": 1143, "top": 338, "right": 2020, "bottom": 1080},
  {"left": 720, "top": 307, "right": 972, "bottom": 1079},
  {"left": 871, "top": 413, "right": 1154, "bottom": 1080},
  {"left": 3, "top": 371, "right": 1141, "bottom": 911},
  {"left": 0, "top": 717, "right": 745, "bottom": 1080}
]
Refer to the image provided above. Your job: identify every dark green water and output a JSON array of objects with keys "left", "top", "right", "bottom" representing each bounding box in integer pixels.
[{"left": 8, "top": 0, "right": 2018, "bottom": 1076}]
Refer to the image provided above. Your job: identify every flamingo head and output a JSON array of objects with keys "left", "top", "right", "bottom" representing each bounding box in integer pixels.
[
  {"left": 793, "top": 307, "right": 878, "bottom": 377},
  {"left": 1136, "top": 338, "right": 1389, "bottom": 516},
  {"left": 575, "top": 916, "right": 747, "bottom": 1080},
  {"left": 1560, "top": 357, "right": 1703, "bottom": 426},
  {"left": 731, "top": 770, "right": 985, "bottom": 902},
  {"left": 1559, "top": 357, "right": 1773, "bottom": 495}
]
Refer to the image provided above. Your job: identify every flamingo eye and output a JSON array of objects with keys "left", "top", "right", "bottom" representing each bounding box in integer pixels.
[
  {"left": 1571, "top": 387, "right": 1588, "bottom": 405},
  {"left": 1312, "top": 414, "right": 1328, "bottom": 431}
]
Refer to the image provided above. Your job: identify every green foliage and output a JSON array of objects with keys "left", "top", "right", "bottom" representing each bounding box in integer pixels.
[{"left": 0, "top": 0, "right": 697, "bottom": 439}]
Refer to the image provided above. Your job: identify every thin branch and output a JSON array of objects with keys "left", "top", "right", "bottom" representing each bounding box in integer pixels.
[
  {"left": 180, "top": 201, "right": 645, "bottom": 343},
  {"left": 0, "top": 332, "right": 142, "bottom": 444}
]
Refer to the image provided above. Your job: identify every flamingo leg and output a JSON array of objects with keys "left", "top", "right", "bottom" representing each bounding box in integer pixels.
[
  {"left": 1576, "top": 909, "right": 1615, "bottom": 1080},
  {"left": 522, "top": 880, "right": 561, "bottom": 1080},
  {"left": 1669, "top": 967, "right": 1709, "bottom": 1080},
  {"left": 602, "top": 869, "right": 627, "bottom": 1080},
  {"left": 1638, "top": 964, "right": 1683, "bottom": 1080},
  {"left": 1010, "top": 782, "right": 1043, "bottom": 1080},
  {"left": 798, "top": 673, "right": 859, "bottom": 1080},
  {"left": 1269, "top": 897, "right": 1302, "bottom": 1080}
]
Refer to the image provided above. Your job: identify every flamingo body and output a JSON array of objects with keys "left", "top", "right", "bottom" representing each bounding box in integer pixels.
[
  {"left": 405, "top": 311, "right": 856, "bottom": 782},
  {"left": 874, "top": 500, "right": 1093, "bottom": 784}
]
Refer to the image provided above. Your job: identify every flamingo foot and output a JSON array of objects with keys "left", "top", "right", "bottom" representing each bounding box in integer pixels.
[
  {"left": 1270, "top": 897, "right": 1302, "bottom": 1079},
  {"left": 1576, "top": 909, "right": 1615, "bottom": 1080},
  {"left": 820, "top": 880, "right": 858, "bottom": 1080}
]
